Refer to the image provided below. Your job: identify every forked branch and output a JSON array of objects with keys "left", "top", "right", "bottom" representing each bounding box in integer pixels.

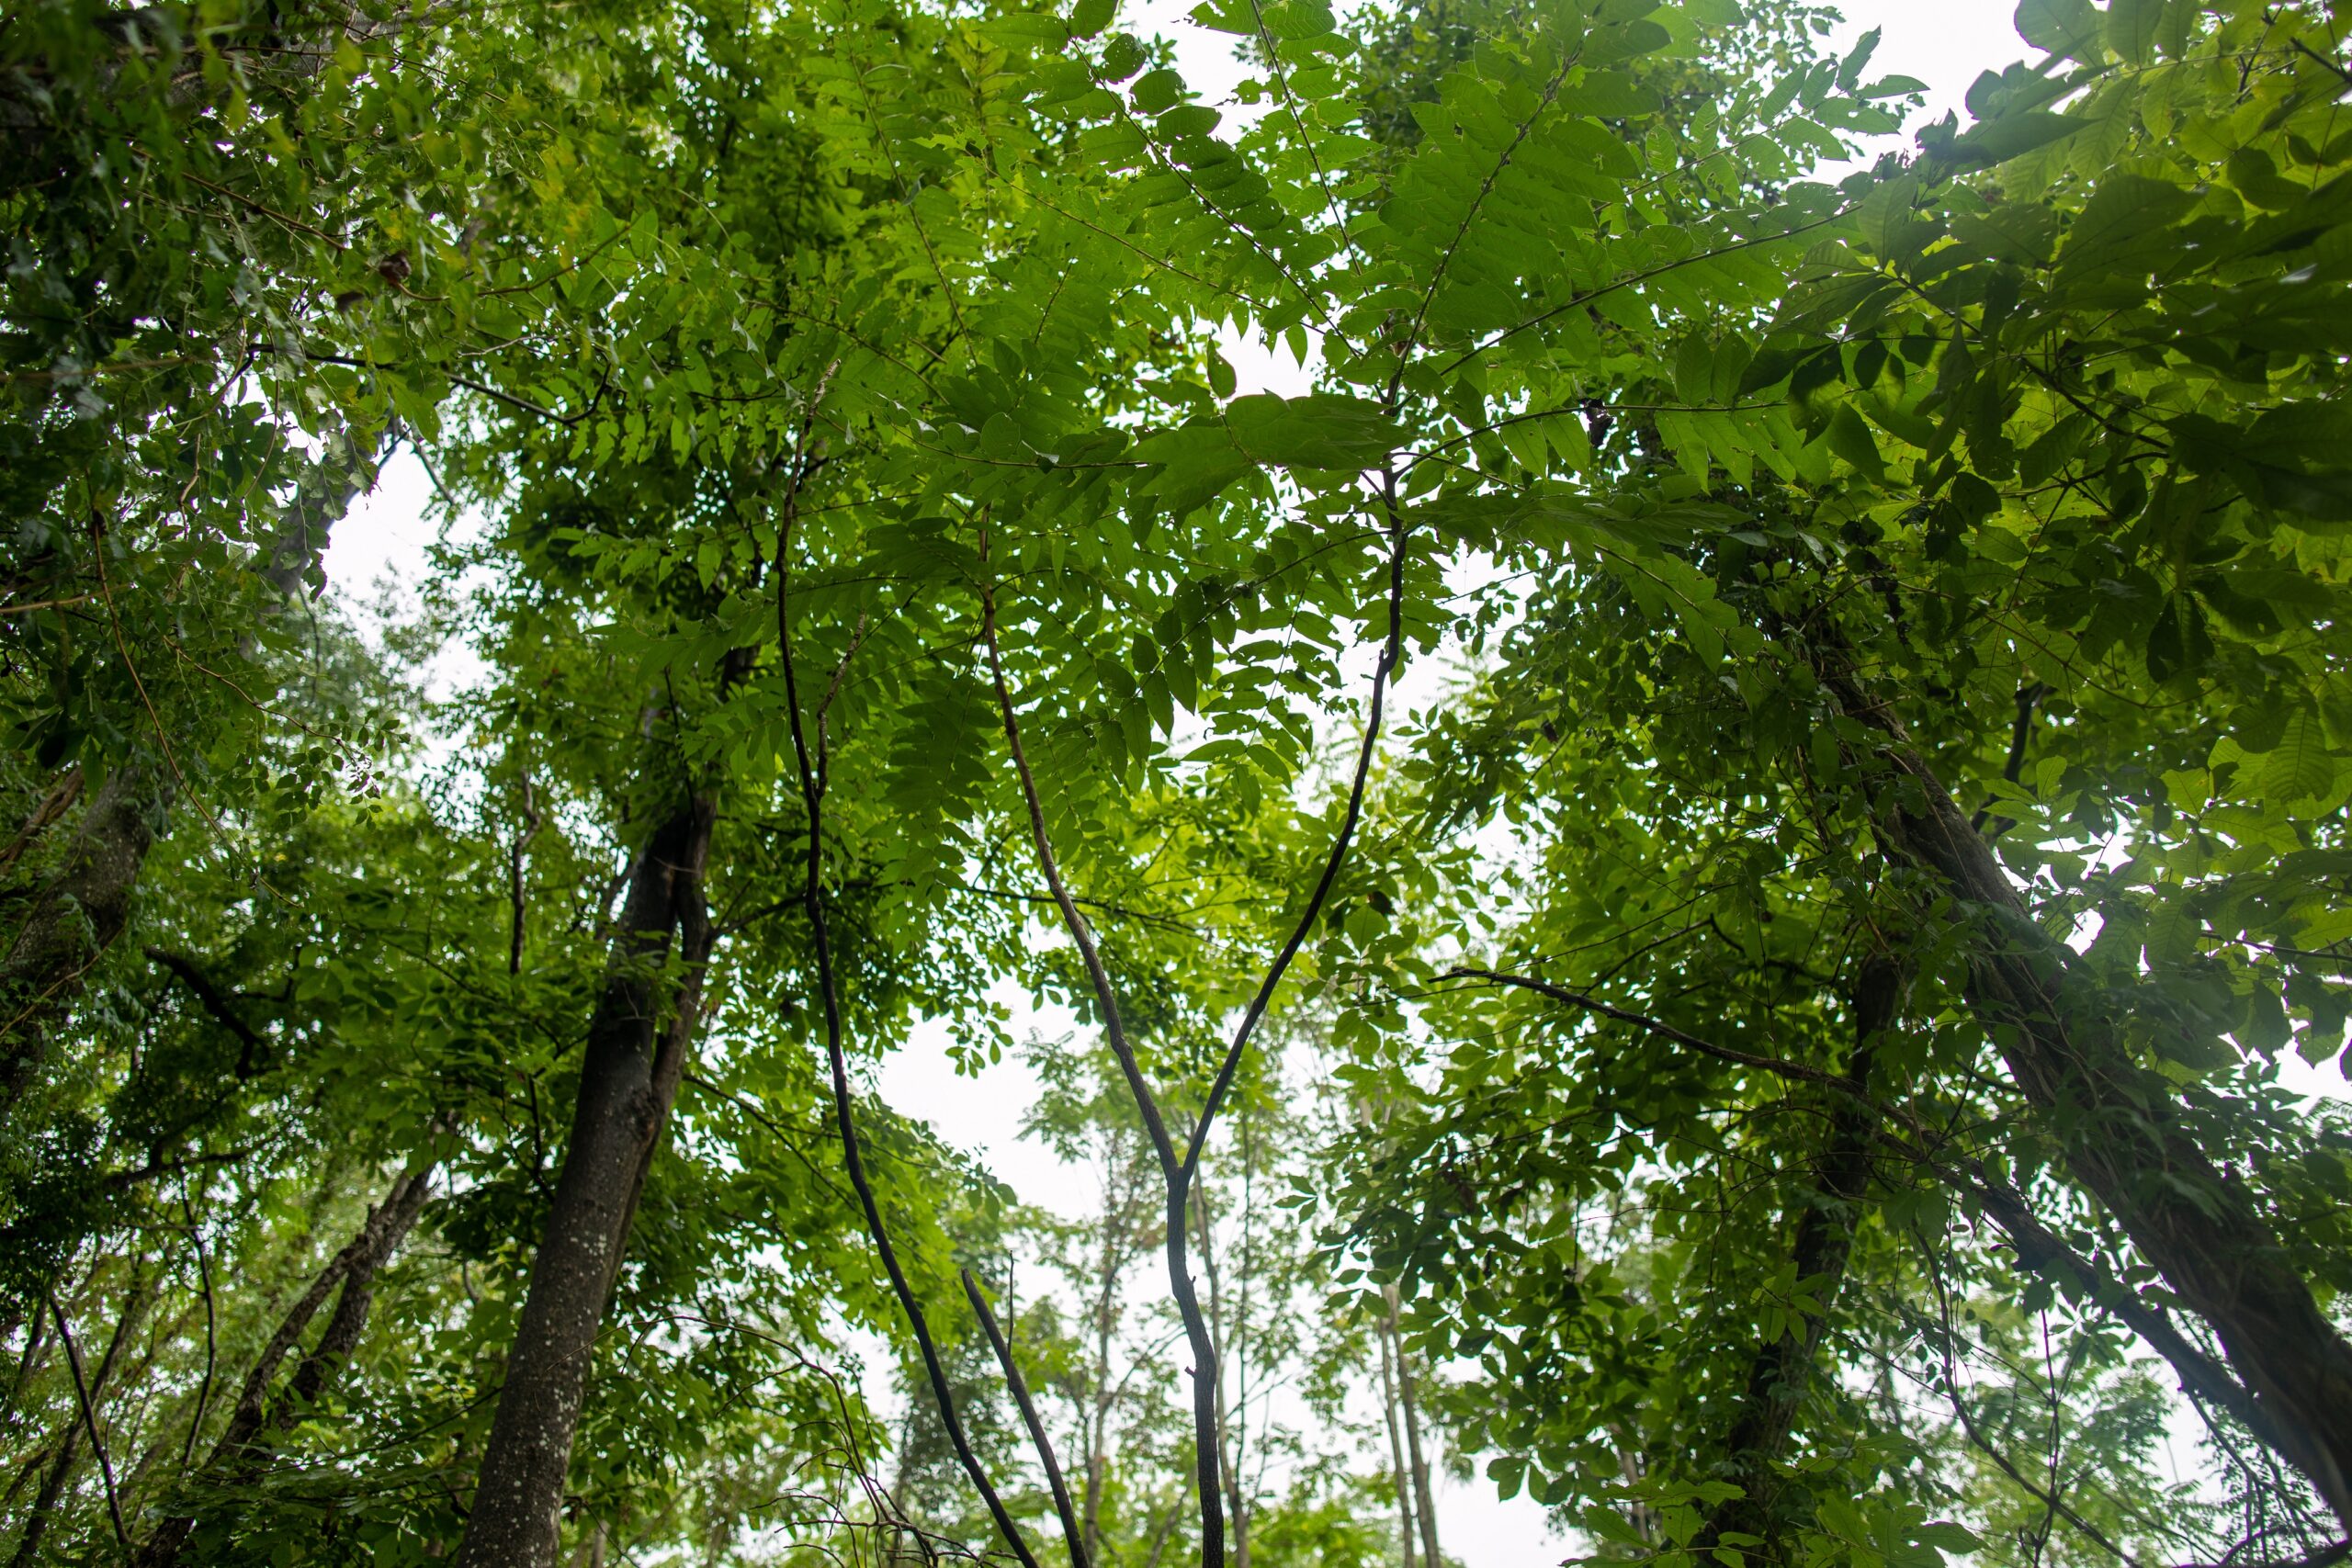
[
  {"left": 981, "top": 502, "right": 1411, "bottom": 1568},
  {"left": 775, "top": 508, "right": 1041, "bottom": 1568}
]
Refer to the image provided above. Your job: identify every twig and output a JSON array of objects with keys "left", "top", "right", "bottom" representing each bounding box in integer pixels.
[
  {"left": 181, "top": 172, "right": 351, "bottom": 249},
  {"left": 145, "top": 947, "right": 267, "bottom": 1072},
  {"left": 179, "top": 1182, "right": 219, "bottom": 1472}
]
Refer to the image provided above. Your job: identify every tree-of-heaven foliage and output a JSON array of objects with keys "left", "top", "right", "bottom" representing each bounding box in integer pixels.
[{"left": 3, "top": 0, "right": 2349, "bottom": 1565}]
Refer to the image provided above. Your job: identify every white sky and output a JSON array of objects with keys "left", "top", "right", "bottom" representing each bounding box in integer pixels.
[{"left": 325, "top": 4, "right": 2350, "bottom": 1561}]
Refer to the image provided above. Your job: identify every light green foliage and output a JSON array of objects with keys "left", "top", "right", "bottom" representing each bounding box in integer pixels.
[{"left": 5, "top": 0, "right": 2349, "bottom": 1562}]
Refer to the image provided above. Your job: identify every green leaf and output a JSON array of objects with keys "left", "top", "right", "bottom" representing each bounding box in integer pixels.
[
  {"left": 2057, "top": 174, "right": 2198, "bottom": 277},
  {"left": 2015, "top": 0, "right": 2099, "bottom": 61},
  {"left": 1225, "top": 394, "right": 1401, "bottom": 468},
  {"left": 1917, "top": 1522, "right": 1985, "bottom": 1556},
  {"left": 1131, "top": 67, "right": 1185, "bottom": 112},
  {"left": 2260, "top": 710, "right": 2336, "bottom": 806},
  {"left": 1673, "top": 335, "right": 1715, "bottom": 406},
  {"left": 1826, "top": 403, "right": 1887, "bottom": 482},
  {"left": 2102, "top": 0, "right": 2165, "bottom": 65},
  {"left": 1937, "top": 110, "right": 2086, "bottom": 169}
]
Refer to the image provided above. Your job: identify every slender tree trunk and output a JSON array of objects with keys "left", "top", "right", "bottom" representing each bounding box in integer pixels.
[
  {"left": 1082, "top": 1159, "right": 1129, "bottom": 1568},
  {"left": 136, "top": 1165, "right": 435, "bottom": 1567},
  {"left": 1194, "top": 1182, "right": 1249, "bottom": 1568},
  {"left": 9, "top": 1262, "right": 151, "bottom": 1568},
  {"left": 1385, "top": 1284, "right": 1442, "bottom": 1568},
  {"left": 1695, "top": 957, "right": 1900, "bottom": 1554},
  {"left": 1232, "top": 1112, "right": 1255, "bottom": 1568},
  {"left": 1613, "top": 1443, "right": 1660, "bottom": 1545},
  {"left": 0, "top": 764, "right": 162, "bottom": 1118},
  {"left": 453, "top": 796, "right": 716, "bottom": 1568},
  {"left": 1831, "top": 677, "right": 2352, "bottom": 1526},
  {"left": 1376, "top": 1314, "right": 1419, "bottom": 1568}
]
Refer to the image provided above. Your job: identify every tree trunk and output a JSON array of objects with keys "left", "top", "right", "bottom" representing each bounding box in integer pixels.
[
  {"left": 453, "top": 795, "right": 716, "bottom": 1568},
  {"left": 1376, "top": 1312, "right": 1419, "bottom": 1568},
  {"left": 0, "top": 764, "right": 162, "bottom": 1118},
  {"left": 1833, "top": 682, "right": 2352, "bottom": 1526},
  {"left": 136, "top": 1165, "right": 436, "bottom": 1567},
  {"left": 1194, "top": 1182, "right": 1249, "bottom": 1568},
  {"left": 1386, "top": 1284, "right": 1442, "bottom": 1568},
  {"left": 1695, "top": 957, "right": 1900, "bottom": 1554}
]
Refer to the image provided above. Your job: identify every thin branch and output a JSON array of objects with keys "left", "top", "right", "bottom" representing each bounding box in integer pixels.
[
  {"left": 2290, "top": 36, "right": 2352, "bottom": 88},
  {"left": 1971, "top": 682, "right": 2046, "bottom": 836},
  {"left": 981, "top": 576, "right": 1218, "bottom": 1563},
  {"left": 49, "top": 1292, "right": 131, "bottom": 1557},
  {"left": 509, "top": 771, "right": 541, "bottom": 975},
  {"left": 1181, "top": 493, "right": 1409, "bottom": 1185},
  {"left": 179, "top": 1184, "right": 219, "bottom": 1472},
  {"left": 962, "top": 1269, "right": 1091, "bottom": 1568},
  {"left": 1944, "top": 1351, "right": 2144, "bottom": 1568},
  {"left": 1435, "top": 209, "right": 1851, "bottom": 378},
  {"left": 984, "top": 491, "right": 1411, "bottom": 1568},
  {"left": 145, "top": 947, "right": 267, "bottom": 1071},
  {"left": 1388, "top": 45, "right": 1582, "bottom": 402},
  {"left": 776, "top": 484, "right": 1041, "bottom": 1568},
  {"left": 182, "top": 171, "right": 351, "bottom": 250}
]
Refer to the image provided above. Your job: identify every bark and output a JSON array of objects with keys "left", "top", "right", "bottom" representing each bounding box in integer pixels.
[
  {"left": 0, "top": 764, "right": 163, "bottom": 1118},
  {"left": 1695, "top": 957, "right": 1901, "bottom": 1556},
  {"left": 1832, "top": 677, "right": 2352, "bottom": 1527},
  {"left": 452, "top": 795, "right": 716, "bottom": 1568},
  {"left": 136, "top": 1165, "right": 435, "bottom": 1567}
]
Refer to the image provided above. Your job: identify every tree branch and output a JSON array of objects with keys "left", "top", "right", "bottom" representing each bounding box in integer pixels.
[
  {"left": 984, "top": 494, "right": 1411, "bottom": 1568},
  {"left": 1441, "top": 964, "right": 2287, "bottom": 1457},
  {"left": 145, "top": 947, "right": 268, "bottom": 1075},
  {"left": 776, "top": 486, "right": 1040, "bottom": 1568},
  {"left": 962, "top": 1268, "right": 1091, "bottom": 1568},
  {"left": 49, "top": 1291, "right": 131, "bottom": 1555}
]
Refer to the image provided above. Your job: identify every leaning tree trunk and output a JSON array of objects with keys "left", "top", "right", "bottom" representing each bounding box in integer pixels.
[
  {"left": 1695, "top": 957, "right": 1900, "bottom": 1555},
  {"left": 452, "top": 796, "right": 716, "bottom": 1568},
  {"left": 0, "top": 763, "right": 163, "bottom": 1120},
  {"left": 137, "top": 1164, "right": 436, "bottom": 1567},
  {"left": 1830, "top": 677, "right": 2352, "bottom": 1526}
]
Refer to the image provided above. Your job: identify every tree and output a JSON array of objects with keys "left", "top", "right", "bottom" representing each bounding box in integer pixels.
[{"left": 6, "top": 0, "right": 2351, "bottom": 1563}]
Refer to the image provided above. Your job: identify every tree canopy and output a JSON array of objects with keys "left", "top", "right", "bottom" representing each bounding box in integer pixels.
[{"left": 3, "top": 0, "right": 2350, "bottom": 1564}]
